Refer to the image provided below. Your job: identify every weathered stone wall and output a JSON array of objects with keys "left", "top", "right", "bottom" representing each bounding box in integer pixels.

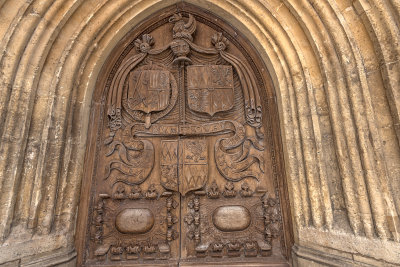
[{"left": 0, "top": 0, "right": 398, "bottom": 266}]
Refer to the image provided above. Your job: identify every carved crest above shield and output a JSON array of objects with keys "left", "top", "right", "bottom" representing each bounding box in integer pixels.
[{"left": 187, "top": 65, "right": 234, "bottom": 116}]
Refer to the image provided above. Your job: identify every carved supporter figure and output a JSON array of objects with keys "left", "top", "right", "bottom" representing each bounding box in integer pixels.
[
  {"left": 207, "top": 181, "right": 220, "bottom": 198},
  {"left": 129, "top": 185, "right": 142, "bottom": 199},
  {"left": 239, "top": 182, "right": 253, "bottom": 197},
  {"left": 166, "top": 197, "right": 177, "bottom": 211},
  {"left": 145, "top": 184, "right": 158, "bottom": 199},
  {"left": 110, "top": 244, "right": 124, "bottom": 256},
  {"left": 126, "top": 244, "right": 140, "bottom": 254},
  {"left": 143, "top": 243, "right": 156, "bottom": 254},
  {"left": 167, "top": 229, "right": 178, "bottom": 242},
  {"left": 113, "top": 184, "right": 126, "bottom": 199},
  {"left": 167, "top": 212, "right": 177, "bottom": 227},
  {"left": 262, "top": 194, "right": 281, "bottom": 243},
  {"left": 212, "top": 242, "right": 224, "bottom": 252},
  {"left": 244, "top": 241, "right": 257, "bottom": 251},
  {"left": 227, "top": 241, "right": 241, "bottom": 251},
  {"left": 223, "top": 182, "right": 236, "bottom": 198},
  {"left": 188, "top": 197, "right": 200, "bottom": 211}
]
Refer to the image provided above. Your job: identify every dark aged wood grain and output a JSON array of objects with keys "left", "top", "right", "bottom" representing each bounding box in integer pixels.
[{"left": 76, "top": 3, "right": 293, "bottom": 266}]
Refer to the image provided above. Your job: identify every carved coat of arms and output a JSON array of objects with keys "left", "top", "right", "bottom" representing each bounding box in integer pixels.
[
  {"left": 161, "top": 139, "right": 208, "bottom": 196},
  {"left": 127, "top": 70, "right": 171, "bottom": 113},
  {"left": 187, "top": 65, "right": 234, "bottom": 116}
]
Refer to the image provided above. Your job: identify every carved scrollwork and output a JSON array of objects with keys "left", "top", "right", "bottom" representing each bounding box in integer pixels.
[
  {"left": 207, "top": 181, "right": 220, "bottom": 199},
  {"left": 214, "top": 123, "right": 265, "bottom": 182},
  {"left": 104, "top": 139, "right": 154, "bottom": 186}
]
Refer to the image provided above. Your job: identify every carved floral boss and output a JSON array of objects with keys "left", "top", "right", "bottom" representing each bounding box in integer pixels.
[{"left": 104, "top": 13, "right": 265, "bottom": 195}]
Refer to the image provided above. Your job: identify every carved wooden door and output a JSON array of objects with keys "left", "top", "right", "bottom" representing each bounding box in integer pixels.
[{"left": 78, "top": 5, "right": 292, "bottom": 267}]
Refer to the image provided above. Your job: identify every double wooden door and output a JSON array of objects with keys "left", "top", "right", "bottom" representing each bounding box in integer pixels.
[{"left": 78, "top": 5, "right": 292, "bottom": 266}]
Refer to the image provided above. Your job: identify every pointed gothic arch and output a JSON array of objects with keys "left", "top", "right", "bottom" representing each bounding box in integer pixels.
[{"left": 76, "top": 3, "right": 293, "bottom": 266}]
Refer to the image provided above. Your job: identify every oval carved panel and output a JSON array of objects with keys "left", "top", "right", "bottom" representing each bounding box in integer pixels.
[
  {"left": 212, "top": 205, "right": 251, "bottom": 232},
  {"left": 115, "top": 208, "right": 155, "bottom": 234}
]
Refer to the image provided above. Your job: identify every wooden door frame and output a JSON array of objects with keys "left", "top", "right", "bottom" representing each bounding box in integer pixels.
[{"left": 75, "top": 3, "right": 294, "bottom": 266}]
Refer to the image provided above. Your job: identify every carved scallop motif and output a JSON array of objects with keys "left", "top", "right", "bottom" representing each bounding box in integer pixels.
[
  {"left": 212, "top": 205, "right": 251, "bottom": 232},
  {"left": 115, "top": 208, "right": 155, "bottom": 234}
]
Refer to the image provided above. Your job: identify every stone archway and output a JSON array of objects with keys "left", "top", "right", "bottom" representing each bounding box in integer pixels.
[{"left": 0, "top": 1, "right": 399, "bottom": 266}]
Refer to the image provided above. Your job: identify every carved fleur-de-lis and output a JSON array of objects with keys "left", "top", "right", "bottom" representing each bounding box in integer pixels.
[
  {"left": 134, "top": 34, "right": 154, "bottom": 53},
  {"left": 211, "top": 32, "right": 229, "bottom": 51}
]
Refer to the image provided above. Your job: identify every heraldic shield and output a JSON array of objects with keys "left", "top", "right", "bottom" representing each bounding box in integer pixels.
[
  {"left": 127, "top": 69, "right": 171, "bottom": 114},
  {"left": 187, "top": 65, "right": 234, "bottom": 116},
  {"left": 160, "top": 139, "right": 208, "bottom": 196}
]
